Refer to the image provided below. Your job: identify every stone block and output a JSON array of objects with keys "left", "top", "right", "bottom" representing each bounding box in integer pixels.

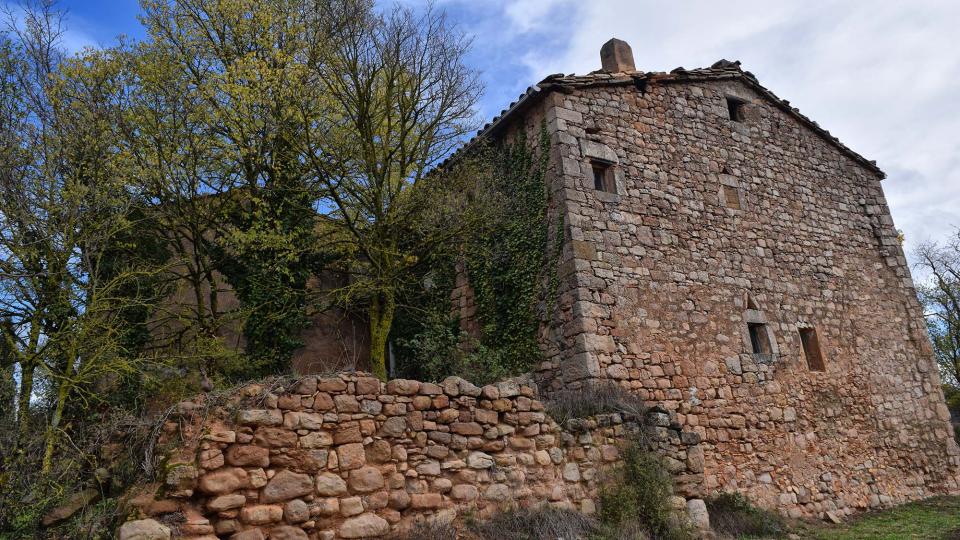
[
  {"left": 315, "top": 473, "right": 348, "bottom": 496},
  {"left": 262, "top": 470, "right": 313, "bottom": 503},
  {"left": 207, "top": 494, "right": 246, "bottom": 512},
  {"left": 339, "top": 513, "right": 390, "bottom": 539},
  {"left": 348, "top": 466, "right": 385, "bottom": 493},
  {"left": 385, "top": 379, "right": 421, "bottom": 395},
  {"left": 226, "top": 445, "right": 270, "bottom": 467},
  {"left": 337, "top": 443, "right": 366, "bottom": 470},
  {"left": 240, "top": 505, "right": 283, "bottom": 525},
  {"left": 198, "top": 468, "right": 248, "bottom": 495},
  {"left": 237, "top": 409, "right": 282, "bottom": 426},
  {"left": 283, "top": 499, "right": 309, "bottom": 523},
  {"left": 119, "top": 519, "right": 170, "bottom": 540}
]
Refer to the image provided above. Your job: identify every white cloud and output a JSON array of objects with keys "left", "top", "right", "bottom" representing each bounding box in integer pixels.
[{"left": 496, "top": 0, "right": 960, "bottom": 268}]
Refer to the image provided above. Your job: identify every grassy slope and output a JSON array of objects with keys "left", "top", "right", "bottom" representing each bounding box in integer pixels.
[{"left": 794, "top": 497, "right": 960, "bottom": 540}]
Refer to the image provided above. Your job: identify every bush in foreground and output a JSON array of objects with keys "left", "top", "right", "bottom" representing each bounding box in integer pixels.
[
  {"left": 706, "top": 492, "right": 786, "bottom": 539},
  {"left": 596, "top": 438, "right": 695, "bottom": 540}
]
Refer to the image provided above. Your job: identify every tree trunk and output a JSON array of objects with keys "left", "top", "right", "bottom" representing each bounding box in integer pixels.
[
  {"left": 368, "top": 291, "right": 395, "bottom": 381},
  {"left": 41, "top": 380, "right": 69, "bottom": 474},
  {"left": 16, "top": 361, "right": 35, "bottom": 446},
  {"left": 1, "top": 363, "right": 15, "bottom": 429}
]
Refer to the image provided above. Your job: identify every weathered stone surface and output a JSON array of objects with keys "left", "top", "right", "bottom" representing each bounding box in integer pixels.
[
  {"left": 337, "top": 443, "right": 366, "bottom": 470},
  {"left": 226, "top": 445, "right": 270, "bottom": 467},
  {"left": 119, "top": 519, "right": 171, "bottom": 540},
  {"left": 451, "top": 422, "right": 483, "bottom": 436},
  {"left": 411, "top": 493, "right": 442, "bottom": 509},
  {"left": 484, "top": 483, "right": 510, "bottom": 501},
  {"left": 356, "top": 377, "right": 381, "bottom": 395},
  {"left": 237, "top": 409, "right": 282, "bottom": 426},
  {"left": 334, "top": 424, "right": 362, "bottom": 444},
  {"left": 687, "top": 499, "right": 710, "bottom": 530},
  {"left": 315, "top": 473, "right": 348, "bottom": 496},
  {"left": 270, "top": 525, "right": 309, "bottom": 540},
  {"left": 205, "top": 430, "right": 236, "bottom": 443},
  {"left": 340, "top": 496, "right": 364, "bottom": 516},
  {"left": 294, "top": 376, "right": 317, "bottom": 394},
  {"left": 165, "top": 463, "right": 198, "bottom": 496},
  {"left": 229, "top": 529, "right": 264, "bottom": 540},
  {"left": 283, "top": 499, "right": 309, "bottom": 523},
  {"left": 339, "top": 513, "right": 390, "bottom": 538},
  {"left": 253, "top": 427, "right": 298, "bottom": 447},
  {"left": 334, "top": 394, "right": 360, "bottom": 413},
  {"left": 389, "top": 489, "right": 411, "bottom": 510},
  {"left": 207, "top": 494, "right": 247, "bottom": 512},
  {"left": 262, "top": 470, "right": 314, "bottom": 503},
  {"left": 365, "top": 439, "right": 392, "bottom": 463},
  {"left": 300, "top": 430, "right": 334, "bottom": 448},
  {"left": 562, "top": 463, "right": 581, "bottom": 482},
  {"left": 198, "top": 467, "right": 248, "bottom": 495},
  {"left": 451, "top": 484, "right": 479, "bottom": 501},
  {"left": 379, "top": 416, "right": 406, "bottom": 437},
  {"left": 240, "top": 504, "right": 283, "bottom": 525},
  {"left": 467, "top": 452, "right": 494, "bottom": 469},
  {"left": 385, "top": 379, "right": 420, "bottom": 395},
  {"left": 348, "top": 466, "right": 384, "bottom": 493}
]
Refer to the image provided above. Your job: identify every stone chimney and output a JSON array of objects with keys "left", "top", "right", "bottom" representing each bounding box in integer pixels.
[{"left": 600, "top": 38, "right": 635, "bottom": 72}]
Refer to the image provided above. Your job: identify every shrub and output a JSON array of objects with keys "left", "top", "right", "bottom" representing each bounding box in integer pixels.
[
  {"left": 468, "top": 506, "right": 599, "bottom": 540},
  {"left": 545, "top": 381, "right": 647, "bottom": 425},
  {"left": 392, "top": 519, "right": 458, "bottom": 540},
  {"left": 706, "top": 492, "right": 787, "bottom": 539},
  {"left": 392, "top": 312, "right": 515, "bottom": 386},
  {"left": 596, "top": 438, "right": 695, "bottom": 540}
]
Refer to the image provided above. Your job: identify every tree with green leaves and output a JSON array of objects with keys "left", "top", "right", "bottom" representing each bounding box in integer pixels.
[
  {"left": 0, "top": 2, "right": 159, "bottom": 471},
  {"left": 124, "top": 0, "right": 345, "bottom": 379},
  {"left": 391, "top": 127, "right": 556, "bottom": 384},
  {"left": 302, "top": 3, "right": 481, "bottom": 380}
]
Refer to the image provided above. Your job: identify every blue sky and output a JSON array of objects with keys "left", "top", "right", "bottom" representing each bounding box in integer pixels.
[{"left": 16, "top": 0, "right": 960, "bottom": 271}]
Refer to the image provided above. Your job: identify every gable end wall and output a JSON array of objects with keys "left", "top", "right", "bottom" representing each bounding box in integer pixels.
[{"left": 522, "top": 76, "right": 960, "bottom": 517}]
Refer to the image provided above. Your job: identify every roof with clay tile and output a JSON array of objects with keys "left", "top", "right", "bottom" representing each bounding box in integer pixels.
[{"left": 444, "top": 60, "right": 884, "bottom": 178}]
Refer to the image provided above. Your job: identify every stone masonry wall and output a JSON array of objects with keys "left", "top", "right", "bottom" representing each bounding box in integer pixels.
[
  {"left": 140, "top": 371, "right": 703, "bottom": 539},
  {"left": 531, "top": 72, "right": 960, "bottom": 519}
]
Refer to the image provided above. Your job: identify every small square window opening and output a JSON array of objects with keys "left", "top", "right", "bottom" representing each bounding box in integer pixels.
[
  {"left": 799, "top": 327, "right": 825, "bottom": 371},
  {"left": 591, "top": 161, "right": 615, "bottom": 193},
  {"left": 727, "top": 97, "right": 746, "bottom": 122},
  {"left": 748, "top": 322, "right": 772, "bottom": 357},
  {"left": 722, "top": 185, "right": 742, "bottom": 210}
]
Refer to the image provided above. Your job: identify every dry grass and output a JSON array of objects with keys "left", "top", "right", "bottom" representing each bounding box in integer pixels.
[
  {"left": 391, "top": 519, "right": 458, "bottom": 540},
  {"left": 706, "top": 492, "right": 786, "bottom": 539},
  {"left": 468, "top": 506, "right": 599, "bottom": 540},
  {"left": 544, "top": 380, "right": 647, "bottom": 424}
]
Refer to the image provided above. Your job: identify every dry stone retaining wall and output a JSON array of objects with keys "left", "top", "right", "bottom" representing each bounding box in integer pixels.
[{"left": 142, "top": 372, "right": 703, "bottom": 539}]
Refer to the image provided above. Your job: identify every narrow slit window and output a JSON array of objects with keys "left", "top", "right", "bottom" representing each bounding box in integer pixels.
[
  {"left": 722, "top": 185, "right": 742, "bottom": 210},
  {"left": 748, "top": 322, "right": 772, "bottom": 357},
  {"left": 727, "top": 97, "right": 745, "bottom": 122},
  {"left": 799, "top": 327, "right": 825, "bottom": 371},
  {"left": 591, "top": 161, "right": 615, "bottom": 193}
]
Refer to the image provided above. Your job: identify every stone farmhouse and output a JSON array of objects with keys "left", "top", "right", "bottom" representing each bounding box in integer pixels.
[
  {"left": 453, "top": 38, "right": 960, "bottom": 515},
  {"left": 137, "top": 40, "right": 960, "bottom": 539}
]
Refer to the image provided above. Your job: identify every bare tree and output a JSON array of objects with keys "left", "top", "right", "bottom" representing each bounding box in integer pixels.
[{"left": 916, "top": 228, "right": 960, "bottom": 387}]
